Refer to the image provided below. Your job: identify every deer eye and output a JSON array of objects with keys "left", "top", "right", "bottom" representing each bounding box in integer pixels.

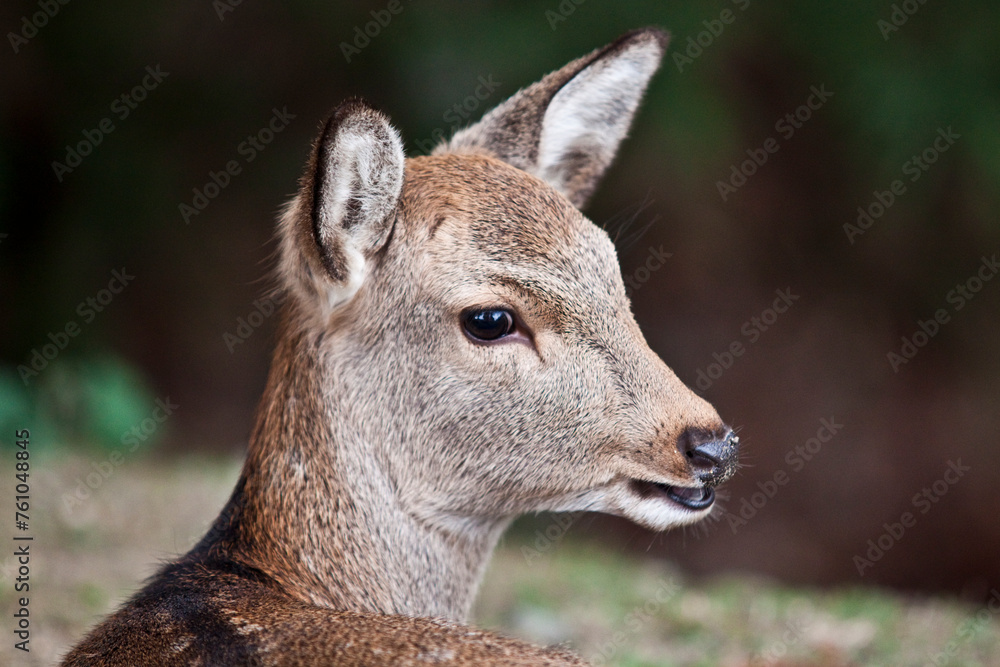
[{"left": 462, "top": 309, "right": 516, "bottom": 342}]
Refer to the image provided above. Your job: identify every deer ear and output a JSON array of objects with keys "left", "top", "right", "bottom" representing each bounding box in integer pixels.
[
  {"left": 436, "top": 28, "right": 667, "bottom": 209},
  {"left": 286, "top": 99, "right": 404, "bottom": 306}
]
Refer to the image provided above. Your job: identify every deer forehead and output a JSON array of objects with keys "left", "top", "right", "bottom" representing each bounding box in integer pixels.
[{"left": 397, "top": 154, "right": 626, "bottom": 317}]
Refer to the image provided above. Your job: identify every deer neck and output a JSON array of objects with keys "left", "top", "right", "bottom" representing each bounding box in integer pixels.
[{"left": 199, "top": 316, "right": 509, "bottom": 621}]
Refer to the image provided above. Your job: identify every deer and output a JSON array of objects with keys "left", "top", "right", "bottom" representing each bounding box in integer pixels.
[{"left": 61, "top": 27, "right": 739, "bottom": 667}]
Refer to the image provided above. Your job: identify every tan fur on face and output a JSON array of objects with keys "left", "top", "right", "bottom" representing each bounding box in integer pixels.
[{"left": 370, "top": 153, "right": 727, "bottom": 518}]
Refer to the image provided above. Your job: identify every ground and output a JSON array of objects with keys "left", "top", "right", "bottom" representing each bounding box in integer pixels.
[{"left": 3, "top": 453, "right": 996, "bottom": 666}]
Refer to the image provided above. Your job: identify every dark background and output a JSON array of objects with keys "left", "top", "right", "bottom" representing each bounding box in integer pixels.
[{"left": 2, "top": 1, "right": 998, "bottom": 598}]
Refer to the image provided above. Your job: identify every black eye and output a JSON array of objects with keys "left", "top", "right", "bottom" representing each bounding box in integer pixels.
[{"left": 462, "top": 309, "right": 516, "bottom": 341}]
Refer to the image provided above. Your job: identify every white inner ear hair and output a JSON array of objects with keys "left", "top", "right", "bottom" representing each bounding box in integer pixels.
[
  {"left": 315, "top": 129, "right": 381, "bottom": 308},
  {"left": 319, "top": 130, "right": 373, "bottom": 239},
  {"left": 536, "top": 41, "right": 661, "bottom": 195}
]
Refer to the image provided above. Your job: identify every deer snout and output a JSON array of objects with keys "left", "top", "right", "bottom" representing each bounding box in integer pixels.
[{"left": 679, "top": 428, "right": 739, "bottom": 487}]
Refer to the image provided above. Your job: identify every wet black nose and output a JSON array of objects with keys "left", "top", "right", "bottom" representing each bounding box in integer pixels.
[{"left": 679, "top": 428, "right": 739, "bottom": 486}]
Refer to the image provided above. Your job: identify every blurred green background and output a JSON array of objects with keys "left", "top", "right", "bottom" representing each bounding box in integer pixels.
[{"left": 2, "top": 0, "right": 999, "bottom": 599}]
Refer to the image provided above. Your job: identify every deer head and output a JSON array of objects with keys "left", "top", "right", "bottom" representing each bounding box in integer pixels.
[{"left": 237, "top": 27, "right": 737, "bottom": 618}]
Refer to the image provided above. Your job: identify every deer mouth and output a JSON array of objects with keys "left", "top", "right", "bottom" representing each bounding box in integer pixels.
[{"left": 629, "top": 479, "right": 715, "bottom": 511}]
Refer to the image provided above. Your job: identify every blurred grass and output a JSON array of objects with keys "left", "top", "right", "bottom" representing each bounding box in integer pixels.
[{"left": 4, "top": 454, "right": 997, "bottom": 666}]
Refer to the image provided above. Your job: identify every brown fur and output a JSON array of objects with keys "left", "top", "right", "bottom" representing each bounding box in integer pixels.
[{"left": 62, "top": 28, "right": 737, "bottom": 666}]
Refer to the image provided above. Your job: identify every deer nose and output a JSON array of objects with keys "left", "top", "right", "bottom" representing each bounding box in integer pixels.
[{"left": 679, "top": 428, "right": 739, "bottom": 487}]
